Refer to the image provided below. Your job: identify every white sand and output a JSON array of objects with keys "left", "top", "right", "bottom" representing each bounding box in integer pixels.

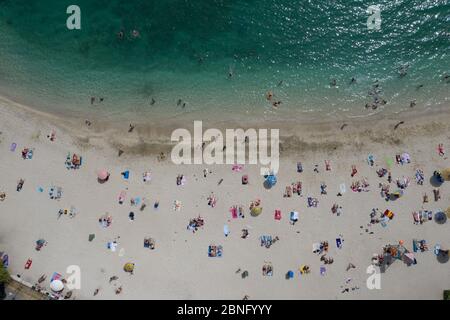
[{"left": 1, "top": 96, "right": 449, "bottom": 300}]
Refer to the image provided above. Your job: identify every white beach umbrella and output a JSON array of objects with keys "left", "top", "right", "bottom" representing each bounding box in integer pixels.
[{"left": 50, "top": 279, "right": 64, "bottom": 292}]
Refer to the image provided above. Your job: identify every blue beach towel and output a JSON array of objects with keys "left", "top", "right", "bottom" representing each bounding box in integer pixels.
[
  {"left": 223, "top": 225, "right": 229, "bottom": 237},
  {"left": 122, "top": 170, "right": 130, "bottom": 180},
  {"left": 336, "top": 238, "right": 343, "bottom": 249}
]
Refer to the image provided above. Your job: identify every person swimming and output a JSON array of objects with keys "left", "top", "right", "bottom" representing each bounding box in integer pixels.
[
  {"left": 117, "top": 29, "right": 124, "bottom": 40},
  {"left": 131, "top": 29, "right": 140, "bottom": 38}
]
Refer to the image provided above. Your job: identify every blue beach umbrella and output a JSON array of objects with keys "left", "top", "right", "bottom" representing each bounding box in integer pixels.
[{"left": 265, "top": 174, "right": 277, "bottom": 188}]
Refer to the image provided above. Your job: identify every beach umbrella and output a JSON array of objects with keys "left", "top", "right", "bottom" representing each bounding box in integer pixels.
[
  {"left": 265, "top": 174, "right": 277, "bottom": 188},
  {"left": 50, "top": 280, "right": 64, "bottom": 292},
  {"left": 97, "top": 169, "right": 109, "bottom": 181},
  {"left": 437, "top": 249, "right": 449, "bottom": 264},
  {"left": 250, "top": 207, "right": 262, "bottom": 217},
  {"left": 286, "top": 270, "right": 294, "bottom": 279},
  {"left": 441, "top": 168, "right": 450, "bottom": 181},
  {"left": 434, "top": 211, "right": 447, "bottom": 224},
  {"left": 123, "top": 263, "right": 135, "bottom": 273}
]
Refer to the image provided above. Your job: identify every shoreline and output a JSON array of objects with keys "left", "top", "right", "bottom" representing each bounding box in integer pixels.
[{"left": 2, "top": 94, "right": 450, "bottom": 158}]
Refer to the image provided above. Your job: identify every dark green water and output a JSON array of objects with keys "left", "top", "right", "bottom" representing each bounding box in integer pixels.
[{"left": 0, "top": 0, "right": 449, "bottom": 124}]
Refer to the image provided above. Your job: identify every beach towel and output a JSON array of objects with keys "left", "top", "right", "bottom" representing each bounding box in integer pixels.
[
  {"left": 413, "top": 239, "right": 418, "bottom": 253},
  {"left": 336, "top": 238, "right": 343, "bottom": 249},
  {"left": 51, "top": 272, "right": 62, "bottom": 282},
  {"left": 385, "top": 157, "right": 393, "bottom": 169},
  {"left": 133, "top": 197, "right": 141, "bottom": 206},
  {"left": 1, "top": 253, "right": 9, "bottom": 268},
  {"left": 274, "top": 210, "right": 281, "bottom": 220},
  {"left": 10, "top": 142, "right": 17, "bottom": 152},
  {"left": 208, "top": 245, "right": 223, "bottom": 257},
  {"left": 107, "top": 241, "right": 118, "bottom": 252},
  {"left": 434, "top": 244, "right": 440, "bottom": 256},
  {"left": 367, "top": 154, "right": 375, "bottom": 166},
  {"left": 320, "top": 266, "right": 326, "bottom": 276},
  {"left": 24, "top": 258, "right": 32, "bottom": 269},
  {"left": 121, "top": 170, "right": 130, "bottom": 180},
  {"left": 223, "top": 224, "right": 230, "bottom": 237},
  {"left": 290, "top": 211, "right": 299, "bottom": 222},
  {"left": 339, "top": 183, "right": 346, "bottom": 194},
  {"left": 312, "top": 242, "right": 321, "bottom": 253},
  {"left": 230, "top": 207, "right": 238, "bottom": 219},
  {"left": 412, "top": 212, "right": 420, "bottom": 224},
  {"left": 380, "top": 216, "right": 389, "bottom": 227}
]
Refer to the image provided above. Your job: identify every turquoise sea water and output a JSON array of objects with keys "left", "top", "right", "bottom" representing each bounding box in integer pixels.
[{"left": 0, "top": 0, "right": 449, "bottom": 125}]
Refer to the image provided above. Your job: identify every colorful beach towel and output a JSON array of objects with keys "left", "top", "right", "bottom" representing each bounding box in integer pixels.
[
  {"left": 51, "top": 272, "right": 62, "bottom": 282},
  {"left": 230, "top": 207, "right": 238, "bottom": 219}
]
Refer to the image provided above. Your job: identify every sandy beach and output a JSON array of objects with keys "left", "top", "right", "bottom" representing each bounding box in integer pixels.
[{"left": 1, "top": 95, "right": 450, "bottom": 300}]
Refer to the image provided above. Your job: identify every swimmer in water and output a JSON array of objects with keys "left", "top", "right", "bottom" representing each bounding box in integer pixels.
[
  {"left": 266, "top": 91, "right": 274, "bottom": 101},
  {"left": 350, "top": 77, "right": 356, "bottom": 84},
  {"left": 117, "top": 29, "right": 124, "bottom": 40},
  {"left": 330, "top": 79, "right": 337, "bottom": 87},
  {"left": 131, "top": 29, "right": 140, "bottom": 38},
  {"left": 228, "top": 65, "right": 234, "bottom": 78}
]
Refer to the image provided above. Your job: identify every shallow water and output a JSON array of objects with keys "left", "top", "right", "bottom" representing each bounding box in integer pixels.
[{"left": 0, "top": 0, "right": 448, "bottom": 125}]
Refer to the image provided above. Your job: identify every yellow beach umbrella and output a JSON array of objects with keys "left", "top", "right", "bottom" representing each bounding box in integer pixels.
[
  {"left": 445, "top": 207, "right": 450, "bottom": 219},
  {"left": 441, "top": 168, "right": 450, "bottom": 181},
  {"left": 250, "top": 207, "right": 263, "bottom": 217},
  {"left": 123, "top": 263, "right": 135, "bottom": 273}
]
